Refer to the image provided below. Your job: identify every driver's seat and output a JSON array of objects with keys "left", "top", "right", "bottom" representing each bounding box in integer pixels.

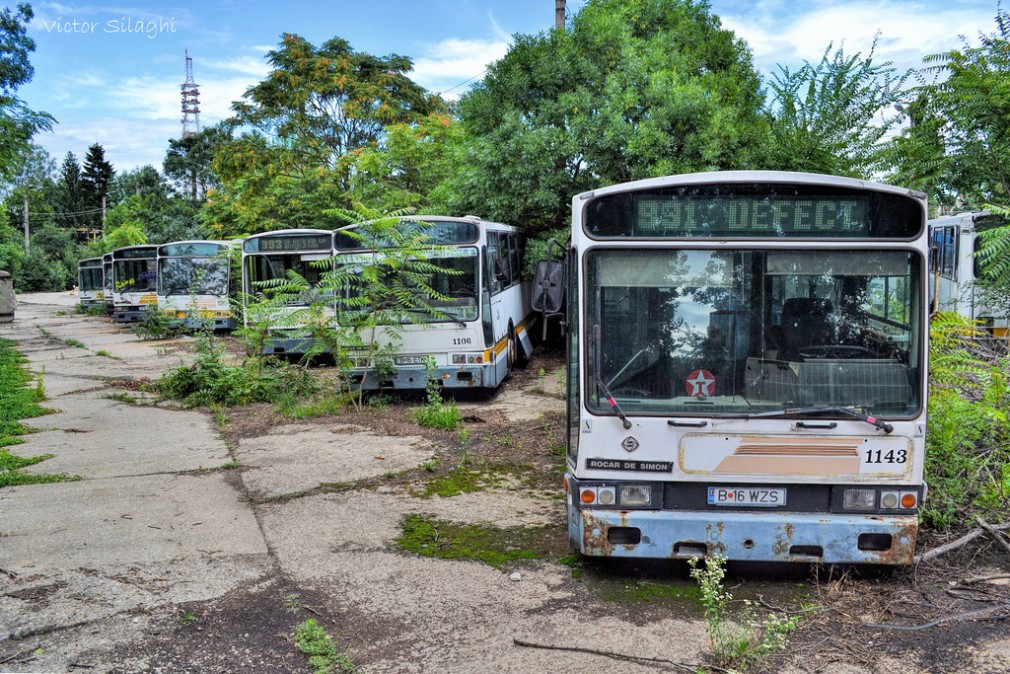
[{"left": 781, "top": 297, "right": 834, "bottom": 359}]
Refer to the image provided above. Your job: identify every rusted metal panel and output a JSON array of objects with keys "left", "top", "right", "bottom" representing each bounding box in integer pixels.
[{"left": 569, "top": 508, "right": 919, "bottom": 564}]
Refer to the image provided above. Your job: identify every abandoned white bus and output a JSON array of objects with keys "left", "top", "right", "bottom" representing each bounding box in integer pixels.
[
  {"left": 333, "top": 216, "right": 534, "bottom": 391},
  {"left": 929, "top": 211, "right": 1010, "bottom": 337},
  {"left": 534, "top": 171, "right": 929, "bottom": 565},
  {"left": 77, "top": 257, "right": 105, "bottom": 308},
  {"left": 102, "top": 252, "right": 114, "bottom": 315},
  {"left": 241, "top": 229, "right": 335, "bottom": 355},
  {"left": 157, "top": 241, "right": 236, "bottom": 331},
  {"left": 111, "top": 245, "right": 159, "bottom": 323}
]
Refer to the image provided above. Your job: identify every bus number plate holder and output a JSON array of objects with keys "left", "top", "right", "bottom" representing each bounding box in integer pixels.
[{"left": 707, "top": 487, "right": 787, "bottom": 507}]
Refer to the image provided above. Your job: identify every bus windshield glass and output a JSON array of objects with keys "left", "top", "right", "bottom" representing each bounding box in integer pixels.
[
  {"left": 80, "top": 267, "right": 103, "bottom": 291},
  {"left": 245, "top": 254, "right": 330, "bottom": 306},
  {"left": 586, "top": 248, "right": 921, "bottom": 418},
  {"left": 114, "top": 261, "right": 156, "bottom": 293},
  {"left": 337, "top": 248, "right": 479, "bottom": 323},
  {"left": 160, "top": 258, "right": 229, "bottom": 296}
]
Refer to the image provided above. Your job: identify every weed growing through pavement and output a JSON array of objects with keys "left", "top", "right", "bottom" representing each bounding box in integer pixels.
[
  {"left": 412, "top": 356, "right": 460, "bottom": 430},
  {"left": 689, "top": 554, "right": 799, "bottom": 670},
  {"left": 295, "top": 618, "right": 355, "bottom": 673}
]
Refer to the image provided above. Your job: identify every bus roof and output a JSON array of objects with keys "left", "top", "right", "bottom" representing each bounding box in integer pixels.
[{"left": 574, "top": 170, "right": 927, "bottom": 204}]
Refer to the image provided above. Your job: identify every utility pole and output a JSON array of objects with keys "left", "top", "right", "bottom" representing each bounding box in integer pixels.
[
  {"left": 555, "top": 0, "right": 566, "bottom": 29},
  {"left": 22, "top": 193, "right": 29, "bottom": 253}
]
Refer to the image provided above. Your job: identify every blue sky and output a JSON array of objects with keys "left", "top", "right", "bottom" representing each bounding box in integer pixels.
[{"left": 18, "top": 0, "right": 1000, "bottom": 173}]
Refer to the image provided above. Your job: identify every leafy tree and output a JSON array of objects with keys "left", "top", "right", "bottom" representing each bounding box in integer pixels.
[
  {"left": 0, "top": 3, "right": 54, "bottom": 183},
  {"left": 163, "top": 125, "right": 229, "bottom": 202},
  {"left": 81, "top": 142, "right": 114, "bottom": 228},
  {"left": 345, "top": 112, "right": 465, "bottom": 212},
  {"left": 204, "top": 33, "right": 448, "bottom": 237},
  {"left": 888, "top": 7, "right": 1010, "bottom": 211},
  {"left": 110, "top": 165, "right": 170, "bottom": 204},
  {"left": 763, "top": 40, "right": 909, "bottom": 177},
  {"left": 441, "top": 0, "right": 767, "bottom": 232}
]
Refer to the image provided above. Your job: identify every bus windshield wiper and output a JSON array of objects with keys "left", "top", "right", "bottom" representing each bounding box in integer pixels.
[
  {"left": 595, "top": 375, "right": 632, "bottom": 429},
  {"left": 745, "top": 405, "right": 894, "bottom": 433}
]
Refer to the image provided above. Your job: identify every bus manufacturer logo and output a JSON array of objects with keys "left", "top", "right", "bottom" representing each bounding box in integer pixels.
[{"left": 621, "top": 436, "right": 639, "bottom": 453}]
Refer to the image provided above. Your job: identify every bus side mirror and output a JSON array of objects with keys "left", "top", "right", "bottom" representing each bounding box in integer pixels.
[{"left": 531, "top": 259, "right": 564, "bottom": 315}]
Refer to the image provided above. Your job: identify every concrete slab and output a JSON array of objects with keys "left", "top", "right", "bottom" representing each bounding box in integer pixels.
[
  {"left": 18, "top": 393, "right": 229, "bottom": 479},
  {"left": 235, "top": 424, "right": 434, "bottom": 500},
  {"left": 0, "top": 473, "right": 266, "bottom": 570}
]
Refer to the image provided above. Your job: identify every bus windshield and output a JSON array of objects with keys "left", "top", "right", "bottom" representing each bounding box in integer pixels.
[
  {"left": 337, "top": 248, "right": 479, "bottom": 323},
  {"left": 80, "top": 267, "right": 103, "bottom": 291},
  {"left": 114, "top": 260, "right": 156, "bottom": 293},
  {"left": 160, "top": 258, "right": 229, "bottom": 296},
  {"left": 587, "top": 248, "right": 921, "bottom": 418},
  {"left": 245, "top": 254, "right": 329, "bottom": 306}
]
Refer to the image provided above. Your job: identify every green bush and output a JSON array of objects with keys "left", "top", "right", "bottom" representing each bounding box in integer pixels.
[
  {"left": 158, "top": 332, "right": 318, "bottom": 407},
  {"left": 924, "top": 313, "right": 1010, "bottom": 529}
]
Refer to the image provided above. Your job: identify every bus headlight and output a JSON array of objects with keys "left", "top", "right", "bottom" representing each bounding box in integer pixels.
[
  {"left": 597, "top": 487, "right": 616, "bottom": 505},
  {"left": 843, "top": 488, "right": 876, "bottom": 510},
  {"left": 620, "top": 484, "right": 651, "bottom": 506}
]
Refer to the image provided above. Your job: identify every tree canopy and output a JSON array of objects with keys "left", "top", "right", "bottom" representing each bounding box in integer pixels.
[
  {"left": 438, "top": 0, "right": 768, "bottom": 231},
  {"left": 0, "top": 3, "right": 54, "bottom": 182}
]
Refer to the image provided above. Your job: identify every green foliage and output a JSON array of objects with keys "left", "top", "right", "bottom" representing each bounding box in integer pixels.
[
  {"left": 396, "top": 514, "right": 549, "bottom": 569},
  {"left": 0, "top": 338, "right": 79, "bottom": 487},
  {"left": 131, "top": 307, "right": 175, "bottom": 341},
  {"left": 765, "top": 40, "right": 909, "bottom": 177},
  {"left": 442, "top": 0, "right": 767, "bottom": 232},
  {"left": 889, "top": 7, "right": 1010, "bottom": 210},
  {"left": 0, "top": 4, "right": 55, "bottom": 183},
  {"left": 924, "top": 313, "right": 1010, "bottom": 529},
  {"left": 205, "top": 33, "right": 444, "bottom": 237},
  {"left": 689, "top": 555, "right": 799, "bottom": 670},
  {"left": 295, "top": 619, "right": 356, "bottom": 674},
  {"left": 412, "top": 357, "right": 461, "bottom": 430},
  {"left": 157, "top": 331, "right": 319, "bottom": 407}
]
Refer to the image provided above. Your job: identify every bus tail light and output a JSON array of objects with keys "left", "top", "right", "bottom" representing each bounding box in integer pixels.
[{"left": 620, "top": 484, "right": 651, "bottom": 506}]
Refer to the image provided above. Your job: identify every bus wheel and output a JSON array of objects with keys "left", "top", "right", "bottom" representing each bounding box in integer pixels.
[{"left": 507, "top": 324, "right": 518, "bottom": 373}]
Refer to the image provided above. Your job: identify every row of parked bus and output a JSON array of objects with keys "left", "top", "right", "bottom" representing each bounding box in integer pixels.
[
  {"left": 73, "top": 174, "right": 1003, "bottom": 568},
  {"left": 77, "top": 216, "right": 535, "bottom": 393}
]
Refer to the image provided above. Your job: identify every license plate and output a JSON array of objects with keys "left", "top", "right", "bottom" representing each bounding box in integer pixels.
[
  {"left": 708, "top": 486, "right": 786, "bottom": 507},
  {"left": 394, "top": 355, "right": 428, "bottom": 365}
]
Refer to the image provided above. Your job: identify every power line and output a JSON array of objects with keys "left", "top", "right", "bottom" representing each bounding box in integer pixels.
[{"left": 436, "top": 70, "right": 487, "bottom": 97}]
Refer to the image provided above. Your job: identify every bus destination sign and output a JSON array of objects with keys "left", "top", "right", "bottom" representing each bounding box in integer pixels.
[
  {"left": 245, "top": 234, "right": 332, "bottom": 253},
  {"left": 584, "top": 183, "right": 924, "bottom": 239},
  {"left": 636, "top": 196, "right": 870, "bottom": 236}
]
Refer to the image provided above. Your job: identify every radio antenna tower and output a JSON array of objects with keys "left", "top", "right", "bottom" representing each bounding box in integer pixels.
[{"left": 181, "top": 49, "right": 201, "bottom": 138}]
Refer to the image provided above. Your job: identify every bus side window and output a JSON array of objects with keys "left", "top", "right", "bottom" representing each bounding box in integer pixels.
[{"left": 487, "top": 236, "right": 503, "bottom": 293}]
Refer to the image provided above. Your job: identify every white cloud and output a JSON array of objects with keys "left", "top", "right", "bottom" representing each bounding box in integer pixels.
[
  {"left": 411, "top": 37, "right": 509, "bottom": 97},
  {"left": 719, "top": 1, "right": 995, "bottom": 77}
]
